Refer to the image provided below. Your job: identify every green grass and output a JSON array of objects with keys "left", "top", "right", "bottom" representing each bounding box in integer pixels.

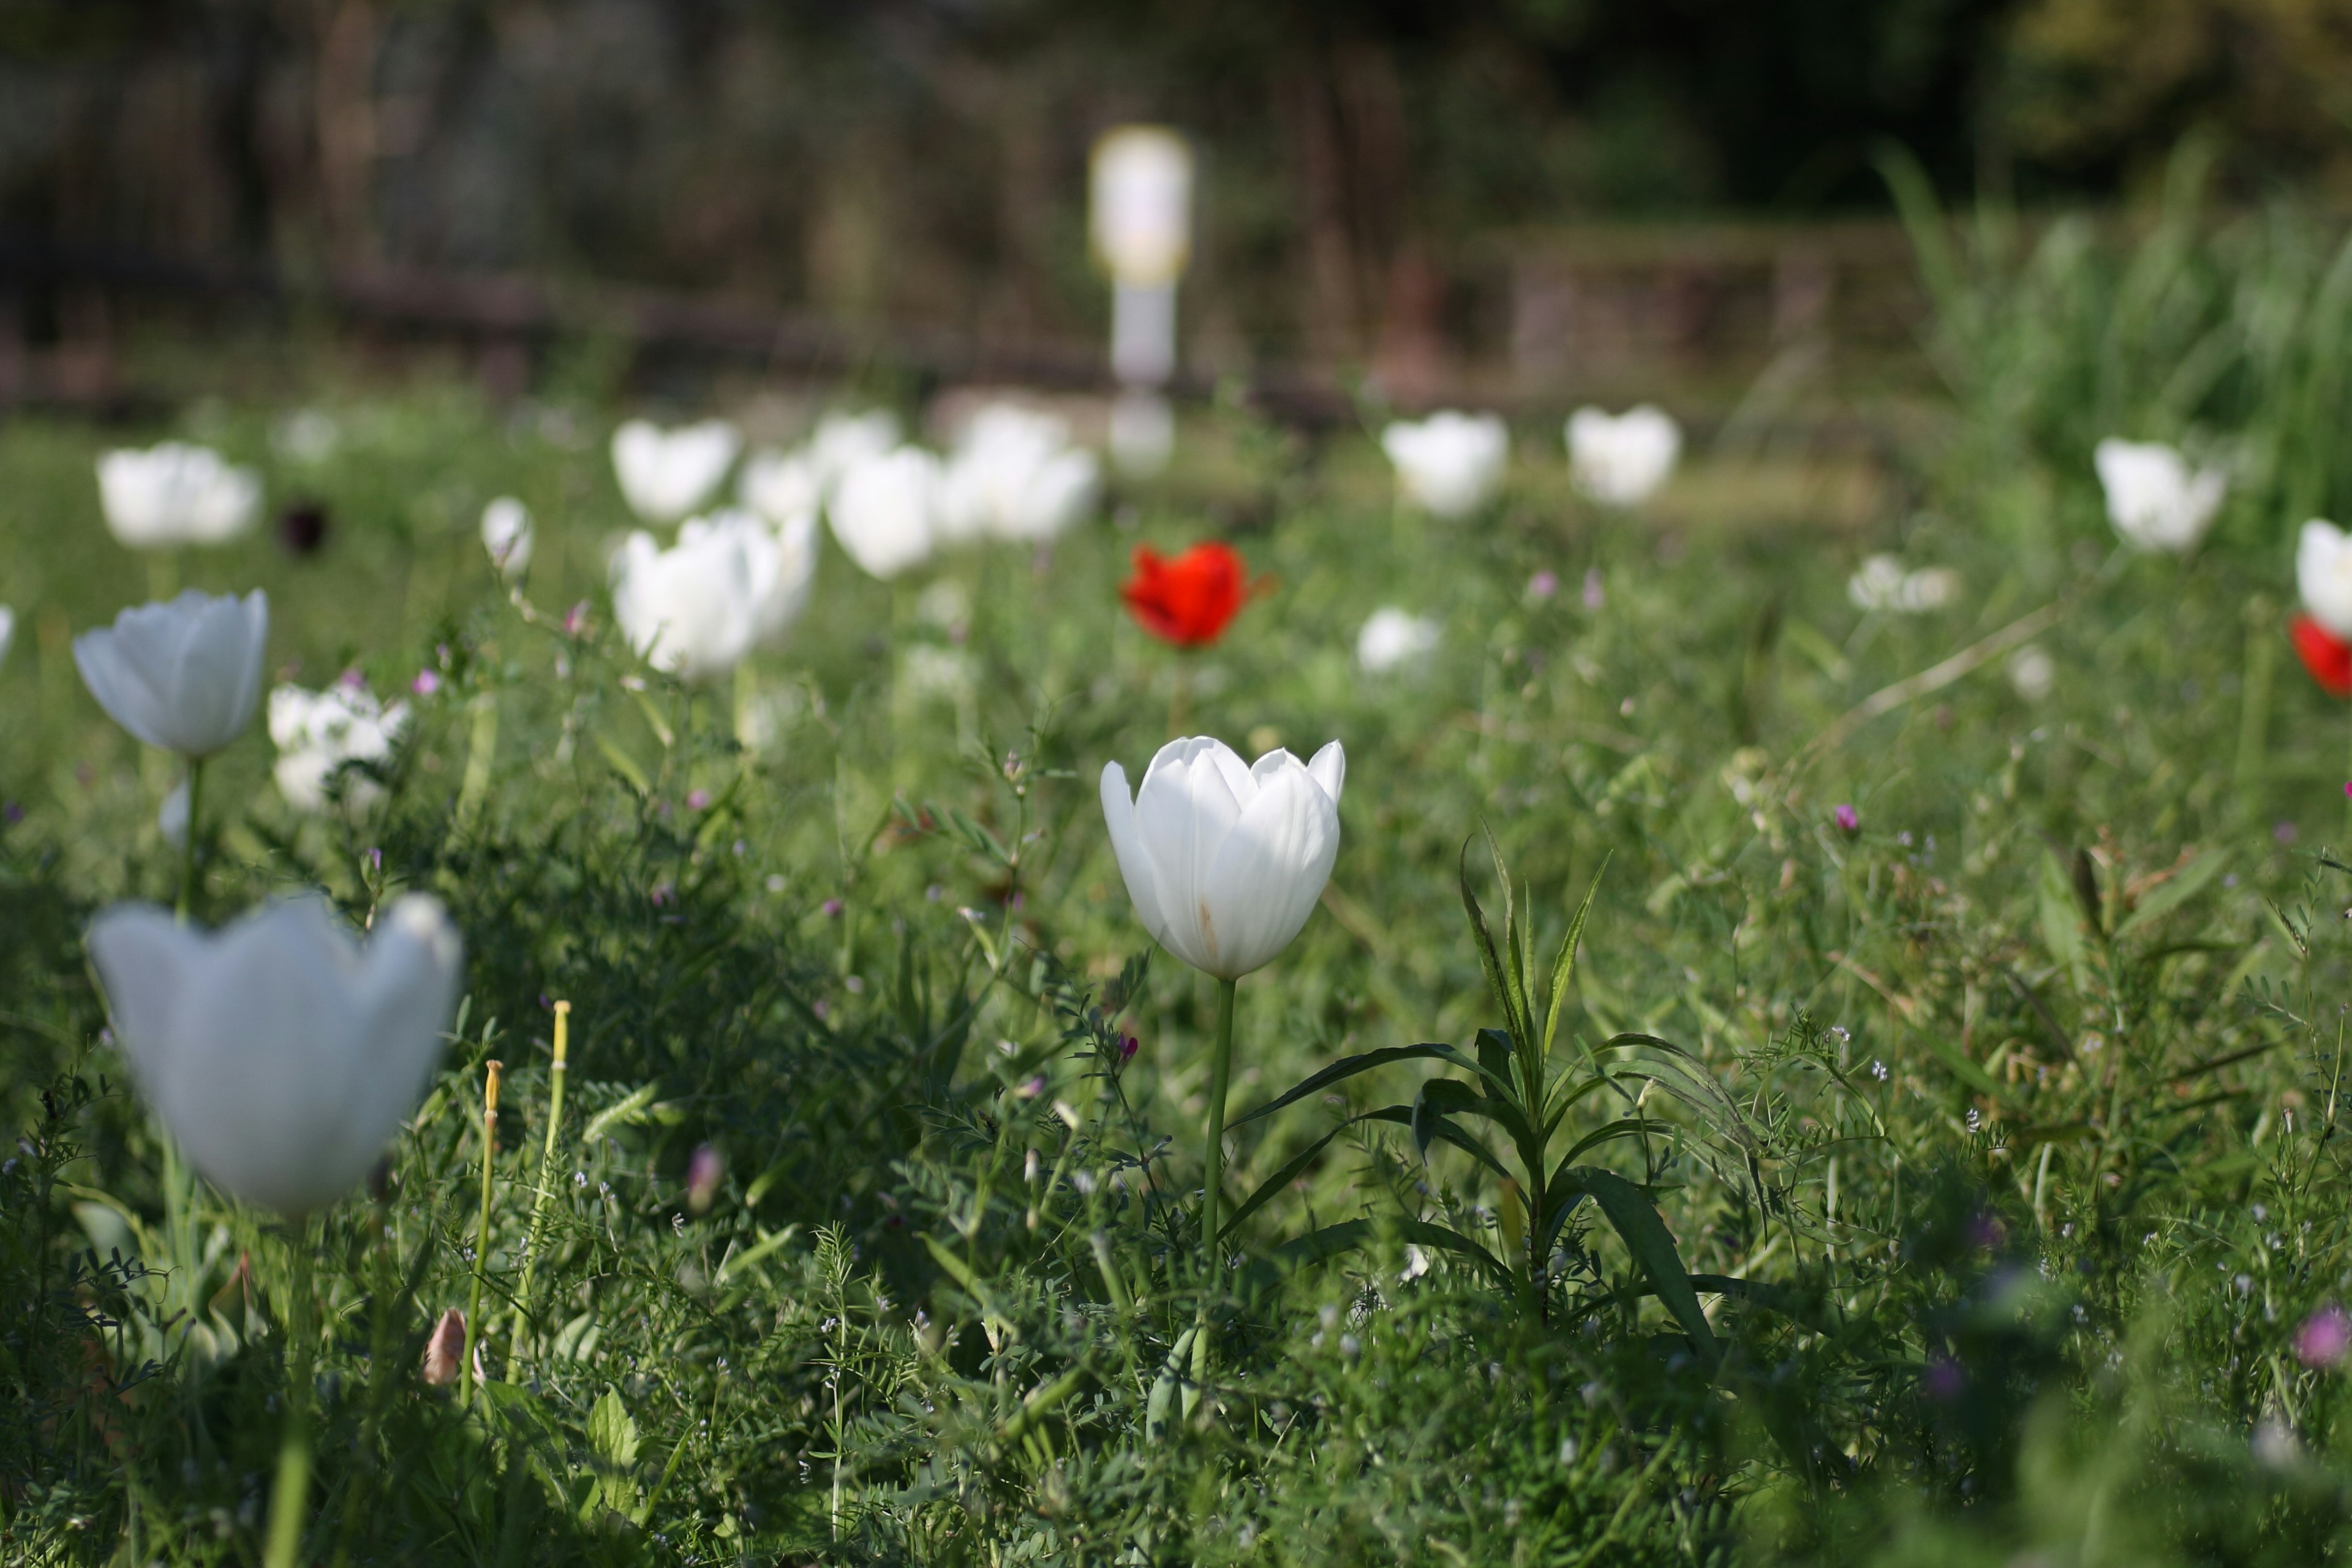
[{"left": 12, "top": 189, "right": 2352, "bottom": 1562}]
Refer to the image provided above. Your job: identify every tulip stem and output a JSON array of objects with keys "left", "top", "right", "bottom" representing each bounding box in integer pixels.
[
  {"left": 463, "top": 1059, "right": 503, "bottom": 1410},
  {"left": 176, "top": 758, "right": 205, "bottom": 922},
  {"left": 1201, "top": 977, "right": 1237, "bottom": 1254},
  {"left": 262, "top": 1220, "right": 315, "bottom": 1568},
  {"left": 504, "top": 1003, "right": 570, "bottom": 1375}
]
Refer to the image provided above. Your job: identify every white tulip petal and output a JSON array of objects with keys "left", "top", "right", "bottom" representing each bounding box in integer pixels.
[
  {"left": 1100, "top": 761, "right": 1171, "bottom": 953},
  {"left": 1306, "top": 740, "right": 1346, "bottom": 807},
  {"left": 1199, "top": 759, "right": 1340, "bottom": 978},
  {"left": 1133, "top": 739, "right": 1246, "bottom": 973}
]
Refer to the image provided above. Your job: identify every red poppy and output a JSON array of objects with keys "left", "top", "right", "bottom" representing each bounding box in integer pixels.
[
  {"left": 1121, "top": 542, "right": 1248, "bottom": 647},
  {"left": 2293, "top": 614, "right": 2352, "bottom": 698}
]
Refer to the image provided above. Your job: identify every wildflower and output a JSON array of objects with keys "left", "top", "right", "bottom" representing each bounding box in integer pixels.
[
  {"left": 277, "top": 502, "right": 329, "bottom": 556},
  {"left": 1527, "top": 570, "right": 1559, "bottom": 601},
  {"left": 410, "top": 668, "right": 442, "bottom": 698},
  {"left": 1355, "top": 608, "right": 1439, "bottom": 675},
  {"left": 1566, "top": 405, "right": 1681, "bottom": 507},
  {"left": 268, "top": 681, "right": 408, "bottom": 813},
  {"left": 2295, "top": 1305, "right": 2351, "bottom": 1368},
  {"left": 2290, "top": 616, "right": 2352, "bottom": 698},
  {"left": 481, "top": 497, "right": 533, "bottom": 579},
  {"left": 1582, "top": 568, "right": 1606, "bottom": 611},
  {"left": 1834, "top": 804, "right": 1860, "bottom": 834},
  {"left": 421, "top": 1309, "right": 466, "bottom": 1386},
  {"left": 1120, "top": 541, "right": 1248, "bottom": 647},
  {"left": 686, "top": 1145, "right": 723, "bottom": 1215}
]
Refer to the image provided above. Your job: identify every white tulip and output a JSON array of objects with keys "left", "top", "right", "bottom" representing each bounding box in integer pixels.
[
  {"left": 611, "top": 419, "right": 741, "bottom": 524},
  {"left": 0, "top": 605, "right": 12, "bottom": 669},
  {"left": 1567, "top": 405, "right": 1681, "bottom": 507},
  {"left": 940, "top": 405, "right": 1101, "bottom": 544},
  {"left": 1099, "top": 736, "right": 1345, "bottom": 981},
  {"left": 1356, "top": 608, "right": 1440, "bottom": 674},
  {"left": 2298, "top": 519, "right": 2352, "bottom": 638},
  {"left": 97, "top": 442, "right": 263, "bottom": 549},
  {"left": 1381, "top": 412, "right": 1509, "bottom": 519},
  {"left": 2094, "top": 439, "right": 2226, "bottom": 553},
  {"left": 829, "top": 447, "right": 941, "bottom": 580},
  {"left": 87, "top": 894, "right": 464, "bottom": 1215},
  {"left": 1847, "top": 556, "right": 1960, "bottom": 614},
  {"left": 611, "top": 511, "right": 788, "bottom": 680},
  {"left": 807, "top": 410, "right": 902, "bottom": 493},
  {"left": 739, "top": 449, "right": 822, "bottom": 526},
  {"left": 268, "top": 680, "right": 410, "bottom": 813},
  {"left": 74, "top": 590, "right": 269, "bottom": 758},
  {"left": 699, "top": 507, "right": 817, "bottom": 648},
  {"left": 480, "top": 497, "right": 533, "bottom": 579}
]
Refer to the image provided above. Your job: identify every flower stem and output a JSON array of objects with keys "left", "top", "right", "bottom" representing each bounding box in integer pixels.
[
  {"left": 462, "top": 1059, "right": 503, "bottom": 1409},
  {"left": 503, "top": 1002, "right": 571, "bottom": 1374},
  {"left": 176, "top": 757, "right": 205, "bottom": 922},
  {"left": 262, "top": 1219, "right": 315, "bottom": 1568},
  {"left": 1202, "top": 977, "right": 1237, "bottom": 1254}
]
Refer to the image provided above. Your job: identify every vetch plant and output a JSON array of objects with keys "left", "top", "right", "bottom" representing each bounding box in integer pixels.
[
  {"left": 610, "top": 418, "right": 741, "bottom": 525},
  {"left": 96, "top": 442, "right": 263, "bottom": 548},
  {"left": 1381, "top": 411, "right": 1509, "bottom": 518},
  {"left": 1566, "top": 405, "right": 1681, "bottom": 507}
]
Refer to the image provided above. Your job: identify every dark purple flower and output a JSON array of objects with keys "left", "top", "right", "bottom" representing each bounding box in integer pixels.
[
  {"left": 2297, "top": 1305, "right": 2352, "bottom": 1368},
  {"left": 1120, "top": 1033, "right": 1140, "bottom": 1063},
  {"left": 686, "top": 1144, "right": 723, "bottom": 1215},
  {"left": 1834, "top": 804, "right": 1860, "bottom": 834},
  {"left": 277, "top": 501, "right": 329, "bottom": 556},
  {"left": 1528, "top": 570, "right": 1559, "bottom": 601},
  {"left": 650, "top": 882, "right": 675, "bottom": 908},
  {"left": 822, "top": 897, "right": 845, "bottom": 919},
  {"left": 2, "top": 802, "right": 20, "bottom": 826},
  {"left": 1965, "top": 1212, "right": 2006, "bottom": 1252},
  {"left": 1920, "top": 1355, "right": 1965, "bottom": 1401}
]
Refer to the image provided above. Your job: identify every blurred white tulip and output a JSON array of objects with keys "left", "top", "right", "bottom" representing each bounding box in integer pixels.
[
  {"left": 74, "top": 590, "right": 269, "bottom": 758},
  {"left": 1099, "top": 736, "right": 1345, "bottom": 981},
  {"left": 87, "top": 894, "right": 464, "bottom": 1215},
  {"left": 611, "top": 514, "right": 772, "bottom": 681},
  {"left": 2094, "top": 439, "right": 2226, "bottom": 553},
  {"left": 1381, "top": 412, "right": 1509, "bottom": 519},
  {"left": 829, "top": 447, "right": 941, "bottom": 580},
  {"left": 1356, "top": 607, "right": 1439, "bottom": 674},
  {"left": 97, "top": 443, "right": 263, "bottom": 549},
  {"left": 1847, "top": 556, "right": 1960, "bottom": 614},
  {"left": 806, "top": 410, "right": 902, "bottom": 492},
  {"left": 717, "top": 507, "right": 818, "bottom": 648},
  {"left": 940, "top": 404, "right": 1101, "bottom": 544},
  {"left": 480, "top": 497, "right": 533, "bottom": 579},
  {"left": 0, "top": 605, "right": 12, "bottom": 669},
  {"left": 271, "top": 409, "right": 341, "bottom": 465},
  {"left": 738, "top": 449, "right": 822, "bottom": 526},
  {"left": 611, "top": 419, "right": 741, "bottom": 524},
  {"left": 268, "top": 680, "right": 410, "bottom": 813},
  {"left": 2008, "top": 645, "right": 2056, "bottom": 703},
  {"left": 2298, "top": 519, "right": 2352, "bottom": 637},
  {"left": 1567, "top": 405, "right": 1681, "bottom": 507}
]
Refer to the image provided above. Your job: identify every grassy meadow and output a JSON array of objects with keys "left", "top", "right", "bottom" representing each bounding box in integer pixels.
[{"left": 13, "top": 173, "right": 2352, "bottom": 1566}]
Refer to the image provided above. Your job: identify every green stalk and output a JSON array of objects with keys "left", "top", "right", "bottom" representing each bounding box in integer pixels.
[
  {"left": 1202, "top": 978, "right": 1237, "bottom": 1253},
  {"left": 2234, "top": 597, "right": 2274, "bottom": 822},
  {"left": 176, "top": 758, "right": 205, "bottom": 922},
  {"left": 462, "top": 1059, "right": 503, "bottom": 1409},
  {"left": 262, "top": 1221, "right": 315, "bottom": 1568},
  {"left": 504, "top": 1001, "right": 571, "bottom": 1374}
]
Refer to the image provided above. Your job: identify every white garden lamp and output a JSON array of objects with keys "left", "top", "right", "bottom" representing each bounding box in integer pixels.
[{"left": 1090, "top": 126, "right": 1193, "bottom": 477}]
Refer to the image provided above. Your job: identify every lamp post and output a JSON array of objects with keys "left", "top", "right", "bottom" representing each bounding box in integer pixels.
[{"left": 1090, "top": 126, "right": 1192, "bottom": 477}]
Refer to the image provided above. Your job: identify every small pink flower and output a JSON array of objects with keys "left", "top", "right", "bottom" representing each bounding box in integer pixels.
[
  {"left": 2297, "top": 1305, "right": 2351, "bottom": 1368},
  {"left": 1582, "top": 568, "right": 1606, "bottom": 611},
  {"left": 1528, "top": 570, "right": 1559, "bottom": 601},
  {"left": 1834, "top": 804, "right": 1860, "bottom": 834},
  {"left": 1120, "top": 1032, "right": 1140, "bottom": 1063},
  {"left": 686, "top": 1144, "right": 723, "bottom": 1215},
  {"left": 822, "top": 897, "right": 845, "bottom": 919},
  {"left": 564, "top": 601, "right": 591, "bottom": 637},
  {"left": 411, "top": 669, "right": 442, "bottom": 697},
  {"left": 687, "top": 789, "right": 711, "bottom": 811},
  {"left": 337, "top": 667, "right": 367, "bottom": 690},
  {"left": 421, "top": 1308, "right": 466, "bottom": 1387}
]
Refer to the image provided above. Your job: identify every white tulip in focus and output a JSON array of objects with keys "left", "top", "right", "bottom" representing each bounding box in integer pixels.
[
  {"left": 480, "top": 497, "right": 533, "bottom": 579},
  {"left": 940, "top": 404, "right": 1102, "bottom": 544},
  {"left": 268, "top": 680, "right": 410, "bottom": 813},
  {"left": 829, "top": 447, "right": 941, "bottom": 580},
  {"left": 74, "top": 590, "right": 269, "bottom": 758},
  {"left": 1847, "top": 556, "right": 1960, "bottom": 614},
  {"left": 1099, "top": 736, "right": 1346, "bottom": 981},
  {"left": 1567, "top": 405, "right": 1682, "bottom": 507},
  {"left": 610, "top": 515, "right": 769, "bottom": 681},
  {"left": 0, "top": 605, "right": 12, "bottom": 669},
  {"left": 2297, "top": 519, "right": 2352, "bottom": 638},
  {"left": 1381, "top": 412, "right": 1509, "bottom": 519},
  {"left": 87, "top": 894, "right": 464, "bottom": 1215},
  {"left": 806, "top": 410, "right": 903, "bottom": 494},
  {"left": 611, "top": 419, "right": 742, "bottom": 525},
  {"left": 739, "top": 449, "right": 822, "bottom": 526},
  {"left": 1356, "top": 607, "right": 1439, "bottom": 674},
  {"left": 97, "top": 443, "right": 263, "bottom": 548},
  {"left": 2094, "top": 439, "right": 2226, "bottom": 553}
]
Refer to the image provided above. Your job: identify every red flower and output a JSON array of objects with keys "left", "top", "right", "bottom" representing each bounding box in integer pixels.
[
  {"left": 2293, "top": 614, "right": 2352, "bottom": 698},
  {"left": 1121, "top": 542, "right": 1248, "bottom": 647}
]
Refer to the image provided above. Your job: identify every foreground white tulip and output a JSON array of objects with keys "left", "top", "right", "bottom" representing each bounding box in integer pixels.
[
  {"left": 1381, "top": 412, "right": 1509, "bottom": 519},
  {"left": 2095, "top": 439, "right": 2226, "bottom": 553},
  {"left": 1357, "top": 608, "right": 1439, "bottom": 674},
  {"left": 829, "top": 447, "right": 941, "bottom": 579},
  {"left": 480, "top": 497, "right": 533, "bottom": 579},
  {"left": 611, "top": 419, "right": 741, "bottom": 524},
  {"left": 2299, "top": 520, "right": 2352, "bottom": 637},
  {"left": 1567, "top": 405, "right": 1681, "bottom": 507},
  {"left": 97, "top": 442, "right": 263, "bottom": 548},
  {"left": 1100, "top": 736, "right": 1345, "bottom": 982},
  {"left": 88, "top": 894, "right": 464, "bottom": 1215},
  {"left": 1847, "top": 555, "right": 1961, "bottom": 614},
  {"left": 610, "top": 514, "right": 774, "bottom": 681},
  {"left": 74, "top": 590, "right": 269, "bottom": 758},
  {"left": 268, "top": 680, "right": 410, "bottom": 813},
  {"left": 940, "top": 404, "right": 1102, "bottom": 543}
]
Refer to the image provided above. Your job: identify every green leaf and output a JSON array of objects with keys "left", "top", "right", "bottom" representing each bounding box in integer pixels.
[
  {"left": 2038, "top": 851, "right": 2087, "bottom": 968},
  {"left": 2114, "top": 850, "right": 2230, "bottom": 938},
  {"left": 592, "top": 732, "right": 652, "bottom": 795},
  {"left": 1542, "top": 855, "right": 1611, "bottom": 1057},
  {"left": 1362, "top": 1106, "right": 1513, "bottom": 1185},
  {"left": 1220, "top": 1121, "right": 1358, "bottom": 1242},
  {"left": 1574, "top": 1166, "right": 1720, "bottom": 1372},
  {"left": 1145, "top": 1328, "right": 1197, "bottom": 1441},
  {"left": 1474, "top": 1028, "right": 1515, "bottom": 1095},
  {"left": 1414, "top": 1074, "right": 1536, "bottom": 1147},
  {"left": 1460, "top": 839, "right": 1531, "bottom": 1057},
  {"left": 1558, "top": 1117, "right": 1656, "bottom": 1168},
  {"left": 1686, "top": 1274, "right": 1842, "bottom": 1338},
  {"left": 579, "top": 1083, "right": 662, "bottom": 1147},
  {"left": 1228, "top": 1042, "right": 1513, "bottom": 1128}
]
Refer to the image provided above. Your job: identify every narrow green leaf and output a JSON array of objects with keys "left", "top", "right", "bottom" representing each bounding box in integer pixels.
[
  {"left": 1460, "top": 839, "right": 1530, "bottom": 1054},
  {"left": 1576, "top": 1166, "right": 1720, "bottom": 1371},
  {"left": 1219, "top": 1121, "right": 1355, "bottom": 1241},
  {"left": 579, "top": 1083, "right": 662, "bottom": 1148},
  {"left": 1558, "top": 1117, "right": 1656, "bottom": 1168},
  {"left": 2114, "top": 850, "right": 2229, "bottom": 938},
  {"left": 592, "top": 732, "right": 652, "bottom": 795},
  {"left": 1415, "top": 1074, "right": 1537, "bottom": 1149},
  {"left": 1145, "top": 1328, "right": 1197, "bottom": 1441},
  {"left": 1362, "top": 1106, "right": 1514, "bottom": 1185},
  {"left": 1226, "top": 1044, "right": 1462, "bottom": 1128},
  {"left": 1543, "top": 854, "right": 1611, "bottom": 1057}
]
